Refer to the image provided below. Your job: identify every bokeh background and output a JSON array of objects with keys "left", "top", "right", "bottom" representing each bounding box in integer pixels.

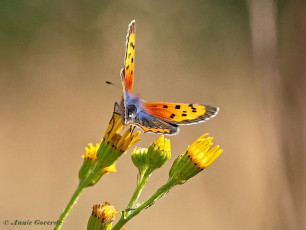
[{"left": 0, "top": 0, "right": 305, "bottom": 229}]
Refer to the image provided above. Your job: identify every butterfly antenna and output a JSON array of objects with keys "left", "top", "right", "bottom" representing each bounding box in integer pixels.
[{"left": 105, "top": 81, "right": 121, "bottom": 89}]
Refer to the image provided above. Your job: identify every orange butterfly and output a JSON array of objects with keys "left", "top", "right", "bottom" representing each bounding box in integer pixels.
[{"left": 117, "top": 20, "right": 219, "bottom": 135}]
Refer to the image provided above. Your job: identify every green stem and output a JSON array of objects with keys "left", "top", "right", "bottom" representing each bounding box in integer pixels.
[
  {"left": 54, "top": 166, "right": 101, "bottom": 230},
  {"left": 126, "top": 170, "right": 151, "bottom": 210},
  {"left": 112, "top": 178, "right": 177, "bottom": 230},
  {"left": 54, "top": 183, "right": 85, "bottom": 230}
]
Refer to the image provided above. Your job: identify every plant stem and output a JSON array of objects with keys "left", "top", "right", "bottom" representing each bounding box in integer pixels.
[
  {"left": 54, "top": 166, "right": 101, "bottom": 230},
  {"left": 54, "top": 183, "right": 85, "bottom": 230},
  {"left": 112, "top": 178, "right": 177, "bottom": 230},
  {"left": 126, "top": 171, "right": 151, "bottom": 210}
]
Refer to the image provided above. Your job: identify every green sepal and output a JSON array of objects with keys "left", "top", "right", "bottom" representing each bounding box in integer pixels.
[
  {"left": 131, "top": 147, "right": 149, "bottom": 177},
  {"left": 147, "top": 140, "right": 171, "bottom": 172},
  {"left": 97, "top": 140, "right": 123, "bottom": 169},
  {"left": 79, "top": 158, "right": 96, "bottom": 182},
  {"left": 169, "top": 153, "right": 201, "bottom": 184},
  {"left": 87, "top": 212, "right": 113, "bottom": 230},
  {"left": 87, "top": 214, "right": 103, "bottom": 230}
]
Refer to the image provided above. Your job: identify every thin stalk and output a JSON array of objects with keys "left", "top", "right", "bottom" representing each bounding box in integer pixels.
[
  {"left": 112, "top": 177, "right": 177, "bottom": 230},
  {"left": 126, "top": 170, "right": 151, "bottom": 210},
  {"left": 54, "top": 183, "right": 85, "bottom": 230},
  {"left": 54, "top": 165, "right": 101, "bottom": 230}
]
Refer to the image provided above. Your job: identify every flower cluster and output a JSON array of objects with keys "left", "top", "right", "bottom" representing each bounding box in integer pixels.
[
  {"left": 79, "top": 113, "right": 141, "bottom": 186},
  {"left": 55, "top": 113, "right": 141, "bottom": 230},
  {"left": 109, "top": 133, "right": 223, "bottom": 230}
]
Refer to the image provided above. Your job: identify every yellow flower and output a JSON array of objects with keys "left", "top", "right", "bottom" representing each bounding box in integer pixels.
[
  {"left": 83, "top": 143, "right": 99, "bottom": 160},
  {"left": 87, "top": 202, "right": 117, "bottom": 230},
  {"left": 79, "top": 142, "right": 117, "bottom": 186},
  {"left": 97, "top": 113, "right": 141, "bottom": 168},
  {"left": 103, "top": 113, "right": 141, "bottom": 152},
  {"left": 79, "top": 113, "right": 140, "bottom": 187},
  {"left": 169, "top": 134, "right": 223, "bottom": 184},
  {"left": 187, "top": 134, "right": 222, "bottom": 169},
  {"left": 102, "top": 164, "right": 117, "bottom": 174},
  {"left": 82, "top": 142, "right": 117, "bottom": 173}
]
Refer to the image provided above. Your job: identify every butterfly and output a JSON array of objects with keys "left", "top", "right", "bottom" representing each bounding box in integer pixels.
[{"left": 116, "top": 20, "right": 219, "bottom": 135}]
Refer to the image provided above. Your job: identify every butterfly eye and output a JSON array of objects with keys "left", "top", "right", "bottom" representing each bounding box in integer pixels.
[{"left": 127, "top": 104, "right": 137, "bottom": 119}]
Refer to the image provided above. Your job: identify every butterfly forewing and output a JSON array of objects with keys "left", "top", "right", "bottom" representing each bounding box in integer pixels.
[
  {"left": 143, "top": 102, "right": 219, "bottom": 124},
  {"left": 122, "top": 20, "right": 135, "bottom": 92}
]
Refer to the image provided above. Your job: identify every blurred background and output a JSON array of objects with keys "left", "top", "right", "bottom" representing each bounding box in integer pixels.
[{"left": 0, "top": 0, "right": 305, "bottom": 229}]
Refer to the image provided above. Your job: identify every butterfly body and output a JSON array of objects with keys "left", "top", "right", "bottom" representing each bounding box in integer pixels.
[{"left": 117, "top": 20, "right": 219, "bottom": 135}]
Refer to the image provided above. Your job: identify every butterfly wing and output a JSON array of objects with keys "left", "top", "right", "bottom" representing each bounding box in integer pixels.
[
  {"left": 121, "top": 20, "right": 135, "bottom": 93},
  {"left": 119, "top": 20, "right": 136, "bottom": 124},
  {"left": 143, "top": 102, "right": 219, "bottom": 124},
  {"left": 134, "top": 110, "right": 178, "bottom": 134},
  {"left": 119, "top": 21, "right": 218, "bottom": 134}
]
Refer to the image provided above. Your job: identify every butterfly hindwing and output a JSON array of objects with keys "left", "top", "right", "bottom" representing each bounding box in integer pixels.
[
  {"left": 134, "top": 110, "right": 178, "bottom": 134},
  {"left": 143, "top": 102, "right": 219, "bottom": 124},
  {"left": 121, "top": 20, "right": 135, "bottom": 92}
]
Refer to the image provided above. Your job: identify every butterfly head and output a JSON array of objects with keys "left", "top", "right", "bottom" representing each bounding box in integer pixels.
[
  {"left": 126, "top": 104, "right": 138, "bottom": 121},
  {"left": 120, "top": 92, "right": 142, "bottom": 125}
]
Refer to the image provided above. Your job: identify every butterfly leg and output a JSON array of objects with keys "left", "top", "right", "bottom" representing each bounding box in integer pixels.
[
  {"left": 129, "top": 125, "right": 136, "bottom": 135},
  {"left": 113, "top": 102, "right": 122, "bottom": 119},
  {"left": 107, "top": 102, "right": 122, "bottom": 134}
]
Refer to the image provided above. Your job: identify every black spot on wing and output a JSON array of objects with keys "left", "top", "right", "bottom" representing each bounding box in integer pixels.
[
  {"left": 188, "top": 104, "right": 195, "bottom": 109},
  {"left": 170, "top": 114, "right": 175, "bottom": 119},
  {"left": 164, "top": 105, "right": 219, "bottom": 125},
  {"left": 175, "top": 105, "right": 181, "bottom": 109},
  {"left": 163, "top": 105, "right": 168, "bottom": 108}
]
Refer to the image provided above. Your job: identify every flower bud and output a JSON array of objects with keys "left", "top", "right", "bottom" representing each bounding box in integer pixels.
[
  {"left": 87, "top": 202, "right": 117, "bottom": 230},
  {"left": 147, "top": 135, "right": 171, "bottom": 171}
]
